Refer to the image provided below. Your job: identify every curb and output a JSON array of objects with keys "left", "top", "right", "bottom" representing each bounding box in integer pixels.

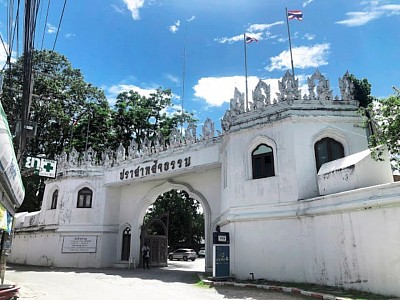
[{"left": 202, "top": 279, "right": 353, "bottom": 300}]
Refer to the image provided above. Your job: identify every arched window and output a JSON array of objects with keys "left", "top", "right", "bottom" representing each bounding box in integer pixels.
[
  {"left": 77, "top": 187, "right": 93, "bottom": 208},
  {"left": 252, "top": 144, "right": 275, "bottom": 179},
  {"left": 314, "top": 137, "right": 345, "bottom": 171},
  {"left": 51, "top": 190, "right": 58, "bottom": 209}
]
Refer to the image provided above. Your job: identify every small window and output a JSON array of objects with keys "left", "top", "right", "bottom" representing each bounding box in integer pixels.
[
  {"left": 314, "top": 138, "right": 344, "bottom": 171},
  {"left": 77, "top": 187, "right": 93, "bottom": 208},
  {"left": 51, "top": 190, "right": 58, "bottom": 209},
  {"left": 252, "top": 144, "right": 275, "bottom": 179}
]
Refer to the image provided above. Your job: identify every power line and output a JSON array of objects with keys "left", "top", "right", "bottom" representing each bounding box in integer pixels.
[
  {"left": 10, "top": 0, "right": 21, "bottom": 59},
  {"left": 40, "top": 0, "right": 50, "bottom": 50},
  {"left": 17, "top": 0, "right": 41, "bottom": 165},
  {"left": 52, "top": 0, "right": 67, "bottom": 51}
]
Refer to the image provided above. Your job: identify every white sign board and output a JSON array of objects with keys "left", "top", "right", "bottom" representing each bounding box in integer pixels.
[
  {"left": 62, "top": 236, "right": 97, "bottom": 253},
  {"left": 39, "top": 159, "right": 57, "bottom": 178},
  {"left": 25, "top": 157, "right": 57, "bottom": 178}
]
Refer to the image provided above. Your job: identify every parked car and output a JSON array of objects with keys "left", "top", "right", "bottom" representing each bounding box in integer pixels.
[
  {"left": 168, "top": 248, "right": 197, "bottom": 261},
  {"left": 198, "top": 247, "right": 205, "bottom": 257}
]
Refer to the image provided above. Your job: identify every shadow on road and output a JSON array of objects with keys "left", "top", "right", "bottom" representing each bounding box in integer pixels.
[
  {"left": 5, "top": 263, "right": 316, "bottom": 299},
  {"left": 7, "top": 262, "right": 201, "bottom": 284}
]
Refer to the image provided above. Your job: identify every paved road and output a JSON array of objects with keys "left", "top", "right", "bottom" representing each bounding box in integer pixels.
[{"left": 4, "top": 259, "right": 307, "bottom": 300}]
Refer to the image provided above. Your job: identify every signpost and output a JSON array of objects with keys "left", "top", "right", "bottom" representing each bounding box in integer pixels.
[{"left": 212, "top": 231, "right": 230, "bottom": 278}]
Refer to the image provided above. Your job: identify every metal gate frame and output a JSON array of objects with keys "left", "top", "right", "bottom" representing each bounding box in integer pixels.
[{"left": 140, "top": 214, "right": 169, "bottom": 267}]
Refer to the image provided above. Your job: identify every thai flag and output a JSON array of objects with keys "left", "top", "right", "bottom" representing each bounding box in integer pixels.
[
  {"left": 288, "top": 10, "right": 303, "bottom": 21},
  {"left": 245, "top": 36, "right": 258, "bottom": 44}
]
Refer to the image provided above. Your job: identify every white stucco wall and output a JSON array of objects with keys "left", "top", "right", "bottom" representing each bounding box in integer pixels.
[
  {"left": 292, "top": 116, "right": 368, "bottom": 200},
  {"left": 10, "top": 231, "right": 118, "bottom": 268},
  {"left": 318, "top": 149, "right": 394, "bottom": 195},
  {"left": 226, "top": 182, "right": 400, "bottom": 297}
]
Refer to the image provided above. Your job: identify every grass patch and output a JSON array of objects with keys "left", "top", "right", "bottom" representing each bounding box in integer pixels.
[{"left": 195, "top": 280, "right": 211, "bottom": 288}]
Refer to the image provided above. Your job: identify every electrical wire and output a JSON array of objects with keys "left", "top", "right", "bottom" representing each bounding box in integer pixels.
[
  {"left": 10, "top": 0, "right": 21, "bottom": 59},
  {"left": 40, "top": 0, "right": 50, "bottom": 50},
  {"left": 52, "top": 0, "right": 67, "bottom": 52}
]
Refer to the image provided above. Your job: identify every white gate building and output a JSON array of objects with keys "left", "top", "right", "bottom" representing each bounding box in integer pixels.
[{"left": 9, "top": 71, "right": 400, "bottom": 297}]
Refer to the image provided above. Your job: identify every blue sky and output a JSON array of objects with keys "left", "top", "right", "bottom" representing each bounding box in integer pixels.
[{"left": 1, "top": 0, "right": 400, "bottom": 128}]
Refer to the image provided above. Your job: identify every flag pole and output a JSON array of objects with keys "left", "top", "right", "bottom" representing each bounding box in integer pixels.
[
  {"left": 285, "top": 7, "right": 295, "bottom": 77},
  {"left": 244, "top": 33, "right": 248, "bottom": 112}
]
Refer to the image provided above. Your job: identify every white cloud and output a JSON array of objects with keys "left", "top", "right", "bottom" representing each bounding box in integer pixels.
[
  {"left": 0, "top": 44, "right": 7, "bottom": 68},
  {"left": 303, "top": 33, "right": 315, "bottom": 40},
  {"left": 336, "top": 11, "right": 381, "bottom": 26},
  {"left": 169, "top": 20, "right": 180, "bottom": 33},
  {"left": 215, "top": 34, "right": 242, "bottom": 44},
  {"left": 111, "top": 4, "right": 125, "bottom": 14},
  {"left": 193, "top": 76, "right": 285, "bottom": 107},
  {"left": 267, "top": 43, "right": 330, "bottom": 71},
  {"left": 379, "top": 4, "right": 400, "bottom": 15},
  {"left": 336, "top": 2, "right": 400, "bottom": 27},
  {"left": 192, "top": 73, "right": 318, "bottom": 108},
  {"left": 47, "top": 23, "right": 57, "bottom": 34},
  {"left": 247, "top": 21, "right": 284, "bottom": 32},
  {"left": 123, "top": 0, "right": 145, "bottom": 20},
  {"left": 303, "top": 0, "right": 314, "bottom": 7},
  {"left": 0, "top": 41, "right": 16, "bottom": 68},
  {"left": 216, "top": 32, "right": 263, "bottom": 44},
  {"left": 105, "top": 84, "right": 156, "bottom": 106},
  {"left": 187, "top": 16, "right": 196, "bottom": 22},
  {"left": 216, "top": 21, "right": 283, "bottom": 44},
  {"left": 65, "top": 33, "right": 76, "bottom": 39},
  {"left": 165, "top": 73, "right": 180, "bottom": 84}
]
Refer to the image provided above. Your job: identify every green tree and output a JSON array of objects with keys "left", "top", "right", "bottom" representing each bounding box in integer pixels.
[
  {"left": 349, "top": 74, "right": 375, "bottom": 108},
  {"left": 1, "top": 50, "right": 113, "bottom": 212},
  {"left": 111, "top": 88, "right": 196, "bottom": 149},
  {"left": 1, "top": 50, "right": 199, "bottom": 212},
  {"left": 1, "top": 50, "right": 112, "bottom": 157},
  {"left": 144, "top": 190, "right": 204, "bottom": 250},
  {"left": 366, "top": 87, "right": 400, "bottom": 171}
]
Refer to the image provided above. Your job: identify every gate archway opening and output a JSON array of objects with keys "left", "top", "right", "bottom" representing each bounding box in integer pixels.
[{"left": 139, "top": 188, "right": 207, "bottom": 271}]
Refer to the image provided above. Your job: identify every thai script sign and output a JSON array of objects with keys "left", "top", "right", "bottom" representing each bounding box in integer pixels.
[
  {"left": 120, "top": 156, "right": 191, "bottom": 181},
  {"left": 62, "top": 236, "right": 97, "bottom": 253}
]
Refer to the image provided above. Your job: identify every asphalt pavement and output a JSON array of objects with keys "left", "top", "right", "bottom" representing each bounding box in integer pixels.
[{"left": 3, "top": 259, "right": 308, "bottom": 300}]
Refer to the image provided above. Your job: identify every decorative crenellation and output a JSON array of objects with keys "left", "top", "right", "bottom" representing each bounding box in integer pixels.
[
  {"left": 221, "top": 70, "right": 356, "bottom": 132},
  {"left": 55, "top": 118, "right": 219, "bottom": 171},
  {"left": 339, "top": 71, "right": 355, "bottom": 101},
  {"left": 276, "top": 71, "right": 301, "bottom": 103},
  {"left": 55, "top": 70, "right": 356, "bottom": 171}
]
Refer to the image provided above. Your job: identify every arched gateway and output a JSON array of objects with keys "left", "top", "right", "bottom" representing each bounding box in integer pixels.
[{"left": 9, "top": 71, "right": 400, "bottom": 298}]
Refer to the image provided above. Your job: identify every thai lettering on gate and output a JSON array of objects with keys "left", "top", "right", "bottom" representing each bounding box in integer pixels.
[{"left": 119, "top": 156, "right": 191, "bottom": 181}]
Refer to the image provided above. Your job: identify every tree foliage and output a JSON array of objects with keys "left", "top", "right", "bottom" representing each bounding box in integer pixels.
[
  {"left": 349, "top": 74, "right": 375, "bottom": 108},
  {"left": 112, "top": 89, "right": 196, "bottom": 149},
  {"left": 1, "top": 50, "right": 112, "bottom": 212},
  {"left": 366, "top": 87, "right": 400, "bottom": 171},
  {"left": 1, "top": 50, "right": 197, "bottom": 212},
  {"left": 144, "top": 190, "right": 204, "bottom": 250},
  {"left": 1, "top": 50, "right": 112, "bottom": 157}
]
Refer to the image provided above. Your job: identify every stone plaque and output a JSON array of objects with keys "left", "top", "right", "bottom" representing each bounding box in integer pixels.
[{"left": 62, "top": 236, "right": 97, "bottom": 253}]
